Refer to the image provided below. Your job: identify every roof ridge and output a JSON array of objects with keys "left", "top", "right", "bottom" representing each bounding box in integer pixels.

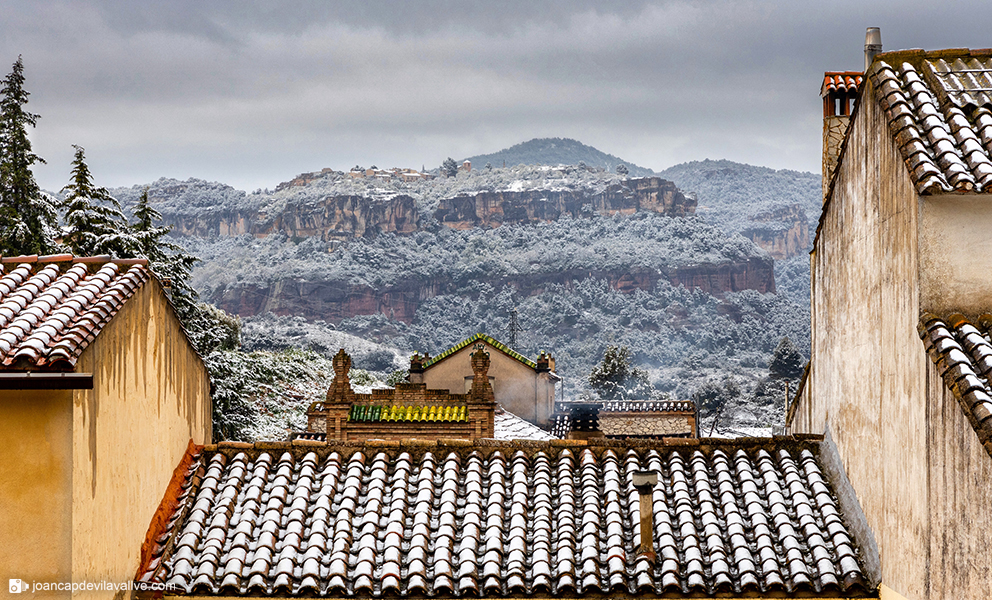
[
  {"left": 0, "top": 253, "right": 149, "bottom": 266},
  {"left": 422, "top": 332, "right": 539, "bottom": 369}
]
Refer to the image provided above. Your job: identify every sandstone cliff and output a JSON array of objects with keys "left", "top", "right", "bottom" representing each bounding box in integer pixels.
[
  {"left": 434, "top": 177, "right": 694, "bottom": 229},
  {"left": 741, "top": 204, "right": 810, "bottom": 260},
  {"left": 210, "top": 257, "right": 774, "bottom": 324},
  {"left": 166, "top": 194, "right": 420, "bottom": 241}
]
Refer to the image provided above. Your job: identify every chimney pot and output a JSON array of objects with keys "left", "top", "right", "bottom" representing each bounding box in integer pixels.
[
  {"left": 633, "top": 470, "right": 658, "bottom": 559},
  {"left": 865, "top": 27, "right": 882, "bottom": 71}
]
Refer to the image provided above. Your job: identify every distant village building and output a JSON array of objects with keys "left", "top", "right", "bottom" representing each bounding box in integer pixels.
[
  {"left": 0, "top": 254, "right": 211, "bottom": 593},
  {"left": 304, "top": 347, "right": 496, "bottom": 441},
  {"left": 553, "top": 399, "right": 698, "bottom": 439},
  {"left": 460, "top": 159, "right": 471, "bottom": 172},
  {"left": 413, "top": 333, "right": 558, "bottom": 426},
  {"left": 791, "top": 34, "right": 992, "bottom": 600}
]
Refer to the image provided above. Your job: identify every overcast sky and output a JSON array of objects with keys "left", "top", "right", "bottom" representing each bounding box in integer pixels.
[{"left": 2, "top": 1, "right": 989, "bottom": 192}]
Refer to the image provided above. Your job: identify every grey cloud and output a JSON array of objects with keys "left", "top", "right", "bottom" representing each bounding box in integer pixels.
[{"left": 1, "top": 0, "right": 989, "bottom": 193}]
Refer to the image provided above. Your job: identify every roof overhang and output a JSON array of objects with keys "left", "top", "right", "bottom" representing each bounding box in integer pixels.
[{"left": 0, "top": 372, "right": 94, "bottom": 390}]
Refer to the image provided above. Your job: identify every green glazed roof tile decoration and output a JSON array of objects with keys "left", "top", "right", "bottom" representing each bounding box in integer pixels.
[
  {"left": 422, "top": 333, "right": 538, "bottom": 369},
  {"left": 347, "top": 404, "right": 469, "bottom": 423}
]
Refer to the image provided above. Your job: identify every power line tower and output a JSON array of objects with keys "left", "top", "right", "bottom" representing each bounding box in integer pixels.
[{"left": 506, "top": 308, "right": 524, "bottom": 348}]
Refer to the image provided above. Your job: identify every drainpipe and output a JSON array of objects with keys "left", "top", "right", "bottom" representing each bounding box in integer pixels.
[{"left": 632, "top": 470, "right": 658, "bottom": 560}]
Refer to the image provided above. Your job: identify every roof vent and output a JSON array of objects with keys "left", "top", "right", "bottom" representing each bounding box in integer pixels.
[{"left": 865, "top": 27, "right": 882, "bottom": 70}]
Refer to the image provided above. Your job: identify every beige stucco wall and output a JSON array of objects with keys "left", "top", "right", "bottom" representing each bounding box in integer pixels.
[
  {"left": 70, "top": 279, "right": 211, "bottom": 594},
  {"left": 924, "top": 360, "right": 992, "bottom": 599},
  {"left": 0, "top": 390, "right": 73, "bottom": 597},
  {"left": 796, "top": 80, "right": 928, "bottom": 598},
  {"left": 919, "top": 193, "right": 992, "bottom": 315},
  {"left": 423, "top": 342, "right": 553, "bottom": 424}
]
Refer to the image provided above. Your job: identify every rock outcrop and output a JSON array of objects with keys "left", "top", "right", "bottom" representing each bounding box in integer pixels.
[
  {"left": 434, "top": 178, "right": 694, "bottom": 229},
  {"left": 210, "top": 257, "right": 774, "bottom": 324},
  {"left": 166, "top": 194, "right": 421, "bottom": 241},
  {"left": 741, "top": 204, "right": 810, "bottom": 259}
]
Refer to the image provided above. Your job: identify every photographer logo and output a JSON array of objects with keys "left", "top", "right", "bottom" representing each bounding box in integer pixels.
[{"left": 10, "top": 579, "right": 30, "bottom": 593}]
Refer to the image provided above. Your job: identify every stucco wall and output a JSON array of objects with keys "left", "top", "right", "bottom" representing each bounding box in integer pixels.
[
  {"left": 423, "top": 343, "right": 553, "bottom": 424},
  {"left": 925, "top": 360, "right": 992, "bottom": 599},
  {"left": 0, "top": 390, "right": 73, "bottom": 596},
  {"left": 797, "top": 79, "right": 929, "bottom": 599},
  {"left": 919, "top": 193, "right": 992, "bottom": 315},
  {"left": 70, "top": 279, "right": 211, "bottom": 591}
]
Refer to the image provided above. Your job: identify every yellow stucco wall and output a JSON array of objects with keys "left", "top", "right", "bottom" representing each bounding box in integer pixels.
[
  {"left": 0, "top": 390, "right": 73, "bottom": 596},
  {"left": 69, "top": 279, "right": 212, "bottom": 594},
  {"left": 797, "top": 79, "right": 928, "bottom": 598},
  {"left": 423, "top": 342, "right": 554, "bottom": 424}
]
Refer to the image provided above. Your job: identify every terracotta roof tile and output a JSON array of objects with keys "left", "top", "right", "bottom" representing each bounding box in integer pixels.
[
  {"left": 918, "top": 312, "right": 992, "bottom": 457},
  {"left": 139, "top": 439, "right": 870, "bottom": 597},
  {"left": 868, "top": 50, "right": 992, "bottom": 194},
  {"left": 493, "top": 408, "right": 554, "bottom": 440},
  {"left": 821, "top": 71, "right": 864, "bottom": 96},
  {"left": 0, "top": 256, "right": 150, "bottom": 370}
]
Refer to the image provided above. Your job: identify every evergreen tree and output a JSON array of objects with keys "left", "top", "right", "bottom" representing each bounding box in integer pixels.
[
  {"left": 769, "top": 336, "right": 804, "bottom": 380},
  {"left": 588, "top": 345, "right": 651, "bottom": 401},
  {"left": 0, "top": 56, "right": 59, "bottom": 256},
  {"left": 615, "top": 163, "right": 629, "bottom": 176},
  {"left": 441, "top": 157, "right": 458, "bottom": 178},
  {"left": 114, "top": 188, "right": 240, "bottom": 356},
  {"left": 60, "top": 145, "right": 127, "bottom": 256}
]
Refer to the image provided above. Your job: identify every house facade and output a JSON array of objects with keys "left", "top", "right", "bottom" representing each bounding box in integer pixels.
[
  {"left": 0, "top": 254, "right": 212, "bottom": 596},
  {"left": 790, "top": 43, "right": 992, "bottom": 599},
  {"left": 414, "top": 334, "right": 558, "bottom": 426}
]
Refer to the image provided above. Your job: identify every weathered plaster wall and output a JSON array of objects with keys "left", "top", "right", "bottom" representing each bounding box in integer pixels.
[
  {"left": 925, "top": 360, "right": 992, "bottom": 599},
  {"left": 70, "top": 280, "right": 211, "bottom": 591},
  {"left": 423, "top": 344, "right": 553, "bottom": 425},
  {"left": 919, "top": 193, "right": 992, "bottom": 315},
  {"left": 0, "top": 390, "right": 73, "bottom": 595},
  {"left": 796, "top": 79, "right": 928, "bottom": 599}
]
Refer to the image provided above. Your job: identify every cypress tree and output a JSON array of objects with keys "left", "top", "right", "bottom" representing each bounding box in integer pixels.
[{"left": 0, "top": 56, "right": 59, "bottom": 256}]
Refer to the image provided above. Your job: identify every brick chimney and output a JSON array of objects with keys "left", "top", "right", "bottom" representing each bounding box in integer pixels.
[{"left": 408, "top": 351, "right": 425, "bottom": 384}]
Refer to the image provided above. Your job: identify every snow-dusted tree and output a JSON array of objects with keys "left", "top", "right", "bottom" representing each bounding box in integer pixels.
[
  {"left": 0, "top": 56, "right": 59, "bottom": 256},
  {"left": 692, "top": 377, "right": 741, "bottom": 435},
  {"left": 60, "top": 145, "right": 127, "bottom": 256},
  {"left": 769, "top": 336, "right": 804, "bottom": 380},
  {"left": 588, "top": 345, "right": 651, "bottom": 401},
  {"left": 615, "top": 163, "right": 629, "bottom": 176},
  {"left": 441, "top": 157, "right": 458, "bottom": 178}
]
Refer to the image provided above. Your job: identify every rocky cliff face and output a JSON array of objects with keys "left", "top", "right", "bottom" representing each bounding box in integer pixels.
[
  {"left": 741, "top": 204, "right": 810, "bottom": 259},
  {"left": 210, "top": 257, "right": 774, "bottom": 324},
  {"left": 434, "top": 177, "right": 694, "bottom": 229},
  {"left": 166, "top": 194, "right": 420, "bottom": 240},
  {"left": 159, "top": 177, "right": 691, "bottom": 240}
]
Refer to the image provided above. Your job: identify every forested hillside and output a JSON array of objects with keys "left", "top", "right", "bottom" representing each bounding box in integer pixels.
[
  {"left": 463, "top": 138, "right": 655, "bottom": 176},
  {"left": 111, "top": 153, "right": 819, "bottom": 433}
]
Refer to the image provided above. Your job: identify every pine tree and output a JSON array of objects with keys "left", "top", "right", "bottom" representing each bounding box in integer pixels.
[
  {"left": 769, "top": 336, "right": 804, "bottom": 380},
  {"left": 114, "top": 188, "right": 240, "bottom": 355},
  {"left": 588, "top": 345, "right": 651, "bottom": 401},
  {"left": 0, "top": 56, "right": 59, "bottom": 256},
  {"left": 441, "top": 157, "right": 458, "bottom": 178},
  {"left": 60, "top": 145, "right": 127, "bottom": 256}
]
